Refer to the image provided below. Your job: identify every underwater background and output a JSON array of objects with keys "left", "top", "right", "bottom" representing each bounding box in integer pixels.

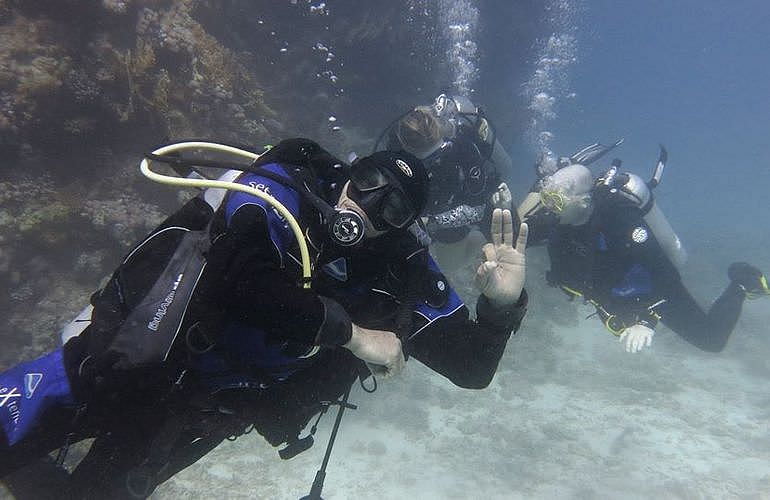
[{"left": 1, "top": 0, "right": 769, "bottom": 498}]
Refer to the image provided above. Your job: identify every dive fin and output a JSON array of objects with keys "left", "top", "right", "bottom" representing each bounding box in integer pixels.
[
  {"left": 569, "top": 138, "right": 624, "bottom": 166},
  {"left": 648, "top": 144, "right": 667, "bottom": 189}
]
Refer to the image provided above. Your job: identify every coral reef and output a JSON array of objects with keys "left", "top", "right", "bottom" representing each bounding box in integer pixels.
[
  {"left": 0, "top": 0, "right": 276, "bottom": 164},
  {"left": 0, "top": 1, "right": 283, "bottom": 356},
  {"left": 0, "top": 164, "right": 170, "bottom": 362},
  {"left": 0, "top": 14, "right": 72, "bottom": 153},
  {"left": 82, "top": 193, "right": 166, "bottom": 247}
]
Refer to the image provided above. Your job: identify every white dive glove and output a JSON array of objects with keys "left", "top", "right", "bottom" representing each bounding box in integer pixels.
[
  {"left": 343, "top": 324, "right": 405, "bottom": 378},
  {"left": 619, "top": 324, "right": 654, "bottom": 353},
  {"left": 491, "top": 182, "right": 513, "bottom": 211},
  {"left": 475, "top": 209, "right": 528, "bottom": 306}
]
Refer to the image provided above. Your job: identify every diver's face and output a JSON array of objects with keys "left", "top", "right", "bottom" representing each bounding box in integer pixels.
[
  {"left": 558, "top": 195, "right": 593, "bottom": 226},
  {"left": 336, "top": 182, "right": 387, "bottom": 239}
]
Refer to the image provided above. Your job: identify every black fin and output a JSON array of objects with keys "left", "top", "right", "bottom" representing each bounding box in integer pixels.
[{"left": 570, "top": 138, "right": 624, "bottom": 165}]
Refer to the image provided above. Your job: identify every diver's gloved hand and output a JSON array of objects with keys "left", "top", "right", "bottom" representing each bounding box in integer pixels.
[
  {"left": 619, "top": 324, "right": 654, "bottom": 353},
  {"left": 728, "top": 262, "right": 769, "bottom": 297},
  {"left": 343, "top": 324, "right": 405, "bottom": 378},
  {"left": 491, "top": 182, "right": 513, "bottom": 211},
  {"left": 475, "top": 209, "right": 528, "bottom": 306}
]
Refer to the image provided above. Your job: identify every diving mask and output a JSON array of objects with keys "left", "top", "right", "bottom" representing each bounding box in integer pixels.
[{"left": 348, "top": 161, "right": 419, "bottom": 230}]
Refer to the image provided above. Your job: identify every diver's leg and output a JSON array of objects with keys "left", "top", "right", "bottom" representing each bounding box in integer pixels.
[
  {"left": 153, "top": 404, "right": 260, "bottom": 486},
  {"left": 65, "top": 409, "right": 175, "bottom": 499},
  {"left": 1, "top": 458, "right": 71, "bottom": 500},
  {"left": 0, "top": 405, "right": 87, "bottom": 499},
  {"left": 153, "top": 430, "right": 229, "bottom": 486},
  {"left": 660, "top": 280, "right": 745, "bottom": 352},
  {"left": 0, "top": 345, "right": 86, "bottom": 478},
  {"left": 0, "top": 409, "right": 70, "bottom": 476},
  {"left": 130, "top": 413, "right": 232, "bottom": 495},
  {"left": 64, "top": 422, "right": 154, "bottom": 499},
  {"left": 66, "top": 406, "right": 243, "bottom": 498}
]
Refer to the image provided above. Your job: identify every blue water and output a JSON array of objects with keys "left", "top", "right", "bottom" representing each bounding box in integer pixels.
[
  {"left": 3, "top": 2, "right": 769, "bottom": 498},
  {"left": 552, "top": 0, "right": 770, "bottom": 256}
]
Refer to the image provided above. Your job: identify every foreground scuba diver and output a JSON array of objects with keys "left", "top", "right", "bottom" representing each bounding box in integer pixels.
[
  {"left": 375, "top": 93, "right": 516, "bottom": 268},
  {"left": 527, "top": 147, "right": 768, "bottom": 353},
  {"left": 0, "top": 138, "right": 529, "bottom": 498}
]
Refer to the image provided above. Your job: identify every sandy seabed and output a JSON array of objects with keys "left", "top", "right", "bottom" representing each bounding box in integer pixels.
[{"left": 156, "top": 249, "right": 770, "bottom": 500}]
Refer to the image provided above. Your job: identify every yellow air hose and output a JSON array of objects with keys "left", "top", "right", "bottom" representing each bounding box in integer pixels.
[{"left": 140, "top": 141, "right": 313, "bottom": 288}]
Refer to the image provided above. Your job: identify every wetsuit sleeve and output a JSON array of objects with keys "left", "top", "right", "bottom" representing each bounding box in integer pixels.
[
  {"left": 406, "top": 258, "right": 527, "bottom": 389},
  {"left": 202, "top": 169, "right": 352, "bottom": 347}
]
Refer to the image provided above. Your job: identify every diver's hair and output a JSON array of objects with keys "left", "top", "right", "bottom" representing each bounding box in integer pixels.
[
  {"left": 396, "top": 107, "right": 442, "bottom": 156},
  {"left": 542, "top": 164, "right": 594, "bottom": 198}
]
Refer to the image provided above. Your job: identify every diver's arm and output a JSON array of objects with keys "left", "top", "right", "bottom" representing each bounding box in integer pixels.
[
  {"left": 410, "top": 208, "right": 528, "bottom": 388},
  {"left": 407, "top": 208, "right": 528, "bottom": 388},
  {"left": 407, "top": 290, "right": 527, "bottom": 389},
  {"left": 225, "top": 265, "right": 352, "bottom": 347},
  {"left": 209, "top": 197, "right": 352, "bottom": 347}
]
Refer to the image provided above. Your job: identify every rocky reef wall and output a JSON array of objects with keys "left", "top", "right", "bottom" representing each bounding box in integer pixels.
[
  {"left": 1, "top": 0, "right": 277, "bottom": 165},
  {"left": 0, "top": 0, "right": 548, "bottom": 362}
]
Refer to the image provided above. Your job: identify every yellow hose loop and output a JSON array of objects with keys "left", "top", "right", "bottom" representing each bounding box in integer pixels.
[
  {"left": 140, "top": 141, "right": 312, "bottom": 288},
  {"left": 604, "top": 315, "right": 626, "bottom": 337},
  {"left": 540, "top": 189, "right": 566, "bottom": 213}
]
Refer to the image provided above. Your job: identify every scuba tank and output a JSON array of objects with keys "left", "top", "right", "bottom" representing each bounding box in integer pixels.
[
  {"left": 600, "top": 147, "right": 687, "bottom": 269},
  {"left": 59, "top": 168, "right": 243, "bottom": 345}
]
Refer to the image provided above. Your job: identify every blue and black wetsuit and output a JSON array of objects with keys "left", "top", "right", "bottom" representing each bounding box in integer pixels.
[
  {"left": 190, "top": 160, "right": 526, "bottom": 390},
  {"left": 0, "top": 149, "right": 527, "bottom": 496},
  {"left": 545, "top": 203, "right": 748, "bottom": 352}
]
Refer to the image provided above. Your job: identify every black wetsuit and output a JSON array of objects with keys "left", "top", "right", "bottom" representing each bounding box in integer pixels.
[
  {"left": 542, "top": 201, "right": 748, "bottom": 352},
  {"left": 386, "top": 127, "right": 501, "bottom": 244},
  {"left": 0, "top": 145, "right": 526, "bottom": 498}
]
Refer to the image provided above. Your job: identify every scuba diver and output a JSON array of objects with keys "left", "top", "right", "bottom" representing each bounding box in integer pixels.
[
  {"left": 516, "top": 138, "right": 624, "bottom": 244},
  {"left": 374, "top": 93, "right": 515, "bottom": 270},
  {"left": 525, "top": 145, "right": 768, "bottom": 353},
  {"left": 0, "top": 138, "right": 529, "bottom": 498}
]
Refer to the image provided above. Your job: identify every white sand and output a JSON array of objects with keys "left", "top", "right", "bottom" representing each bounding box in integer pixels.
[{"left": 156, "top": 248, "right": 770, "bottom": 499}]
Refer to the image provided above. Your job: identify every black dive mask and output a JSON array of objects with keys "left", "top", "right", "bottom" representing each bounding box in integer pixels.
[
  {"left": 348, "top": 161, "right": 418, "bottom": 231},
  {"left": 421, "top": 140, "right": 453, "bottom": 171}
]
